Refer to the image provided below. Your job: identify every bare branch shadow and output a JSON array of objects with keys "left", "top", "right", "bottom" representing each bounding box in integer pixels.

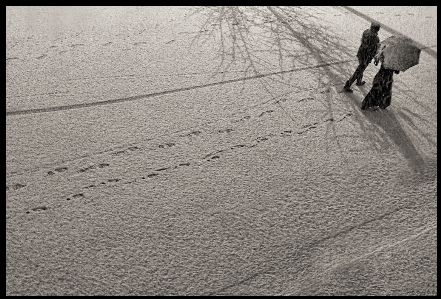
[{"left": 186, "top": 6, "right": 435, "bottom": 174}]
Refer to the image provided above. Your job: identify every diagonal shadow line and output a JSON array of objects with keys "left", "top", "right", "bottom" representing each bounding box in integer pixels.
[
  {"left": 341, "top": 6, "right": 437, "bottom": 59},
  {"left": 282, "top": 196, "right": 434, "bottom": 270},
  {"left": 202, "top": 270, "right": 269, "bottom": 296},
  {"left": 282, "top": 222, "right": 437, "bottom": 296},
  {"left": 6, "top": 59, "right": 355, "bottom": 117},
  {"left": 207, "top": 194, "right": 434, "bottom": 296}
]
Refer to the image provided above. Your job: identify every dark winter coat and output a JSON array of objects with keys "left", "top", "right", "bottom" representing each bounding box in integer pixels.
[
  {"left": 356, "top": 29, "right": 380, "bottom": 63},
  {"left": 361, "top": 64, "right": 399, "bottom": 109}
]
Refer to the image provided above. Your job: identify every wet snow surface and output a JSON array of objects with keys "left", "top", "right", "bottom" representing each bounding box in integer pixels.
[{"left": 6, "top": 6, "right": 436, "bottom": 295}]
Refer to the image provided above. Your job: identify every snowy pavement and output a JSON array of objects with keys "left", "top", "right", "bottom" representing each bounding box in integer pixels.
[{"left": 6, "top": 6, "right": 436, "bottom": 295}]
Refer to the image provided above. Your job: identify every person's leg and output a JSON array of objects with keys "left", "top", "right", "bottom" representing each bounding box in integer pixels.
[
  {"left": 355, "top": 61, "right": 369, "bottom": 85},
  {"left": 361, "top": 81, "right": 381, "bottom": 109},
  {"left": 380, "top": 82, "right": 393, "bottom": 109},
  {"left": 343, "top": 71, "right": 357, "bottom": 92},
  {"left": 344, "top": 61, "right": 367, "bottom": 92},
  {"left": 361, "top": 88, "right": 375, "bottom": 109},
  {"left": 361, "top": 93, "right": 370, "bottom": 109}
]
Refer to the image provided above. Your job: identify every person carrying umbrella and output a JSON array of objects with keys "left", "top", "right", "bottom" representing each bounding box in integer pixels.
[
  {"left": 343, "top": 22, "right": 381, "bottom": 93},
  {"left": 361, "top": 35, "right": 421, "bottom": 110},
  {"left": 360, "top": 55, "right": 399, "bottom": 109}
]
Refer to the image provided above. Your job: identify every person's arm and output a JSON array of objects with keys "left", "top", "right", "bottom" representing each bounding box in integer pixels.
[
  {"left": 374, "top": 42, "right": 385, "bottom": 66},
  {"left": 374, "top": 50, "right": 382, "bottom": 66}
]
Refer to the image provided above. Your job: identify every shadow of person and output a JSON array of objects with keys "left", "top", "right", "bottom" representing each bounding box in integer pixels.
[
  {"left": 359, "top": 103, "right": 426, "bottom": 174},
  {"left": 340, "top": 83, "right": 426, "bottom": 175},
  {"left": 189, "top": 6, "right": 431, "bottom": 178}
]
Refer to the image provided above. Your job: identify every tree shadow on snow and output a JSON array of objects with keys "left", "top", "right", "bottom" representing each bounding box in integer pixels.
[{"left": 187, "top": 6, "right": 435, "bottom": 175}]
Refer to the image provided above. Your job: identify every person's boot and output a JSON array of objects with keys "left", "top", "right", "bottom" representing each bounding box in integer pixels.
[
  {"left": 356, "top": 81, "right": 366, "bottom": 86},
  {"left": 343, "top": 82, "right": 353, "bottom": 92}
]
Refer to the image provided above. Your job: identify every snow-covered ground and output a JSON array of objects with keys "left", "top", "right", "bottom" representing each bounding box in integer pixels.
[{"left": 6, "top": 6, "right": 436, "bottom": 295}]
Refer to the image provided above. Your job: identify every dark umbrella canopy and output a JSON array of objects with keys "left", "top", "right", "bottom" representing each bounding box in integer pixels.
[{"left": 377, "top": 36, "right": 421, "bottom": 72}]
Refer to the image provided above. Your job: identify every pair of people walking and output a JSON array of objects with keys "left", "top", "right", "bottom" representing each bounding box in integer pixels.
[{"left": 344, "top": 22, "right": 400, "bottom": 110}]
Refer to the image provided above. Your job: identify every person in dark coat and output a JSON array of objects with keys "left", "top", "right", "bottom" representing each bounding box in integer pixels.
[
  {"left": 361, "top": 53, "right": 400, "bottom": 110},
  {"left": 343, "top": 22, "right": 381, "bottom": 92}
]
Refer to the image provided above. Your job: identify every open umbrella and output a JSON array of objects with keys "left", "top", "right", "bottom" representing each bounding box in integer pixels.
[{"left": 376, "top": 36, "right": 421, "bottom": 72}]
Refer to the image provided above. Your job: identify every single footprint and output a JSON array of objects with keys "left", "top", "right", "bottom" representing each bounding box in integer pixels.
[
  {"left": 276, "top": 98, "right": 288, "bottom": 103},
  {"left": 113, "top": 150, "right": 126, "bottom": 155},
  {"left": 55, "top": 167, "right": 68, "bottom": 173},
  {"left": 67, "top": 193, "right": 84, "bottom": 201},
  {"left": 181, "top": 131, "right": 201, "bottom": 137},
  {"left": 113, "top": 147, "right": 138, "bottom": 155},
  {"left": 158, "top": 142, "right": 175, "bottom": 148},
  {"left": 256, "top": 136, "right": 269, "bottom": 142},
  {"left": 77, "top": 165, "right": 92, "bottom": 172},
  {"left": 235, "top": 115, "right": 251, "bottom": 122},
  {"left": 258, "top": 110, "right": 274, "bottom": 117},
  {"left": 10, "top": 183, "right": 26, "bottom": 190},
  {"left": 231, "top": 144, "right": 246, "bottom": 149},
  {"left": 218, "top": 128, "right": 234, "bottom": 133},
  {"left": 203, "top": 150, "right": 223, "bottom": 159},
  {"left": 299, "top": 97, "right": 314, "bottom": 102},
  {"left": 302, "top": 122, "right": 318, "bottom": 128},
  {"left": 26, "top": 206, "right": 48, "bottom": 214},
  {"left": 189, "top": 130, "right": 201, "bottom": 136},
  {"left": 70, "top": 43, "right": 85, "bottom": 48}
]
